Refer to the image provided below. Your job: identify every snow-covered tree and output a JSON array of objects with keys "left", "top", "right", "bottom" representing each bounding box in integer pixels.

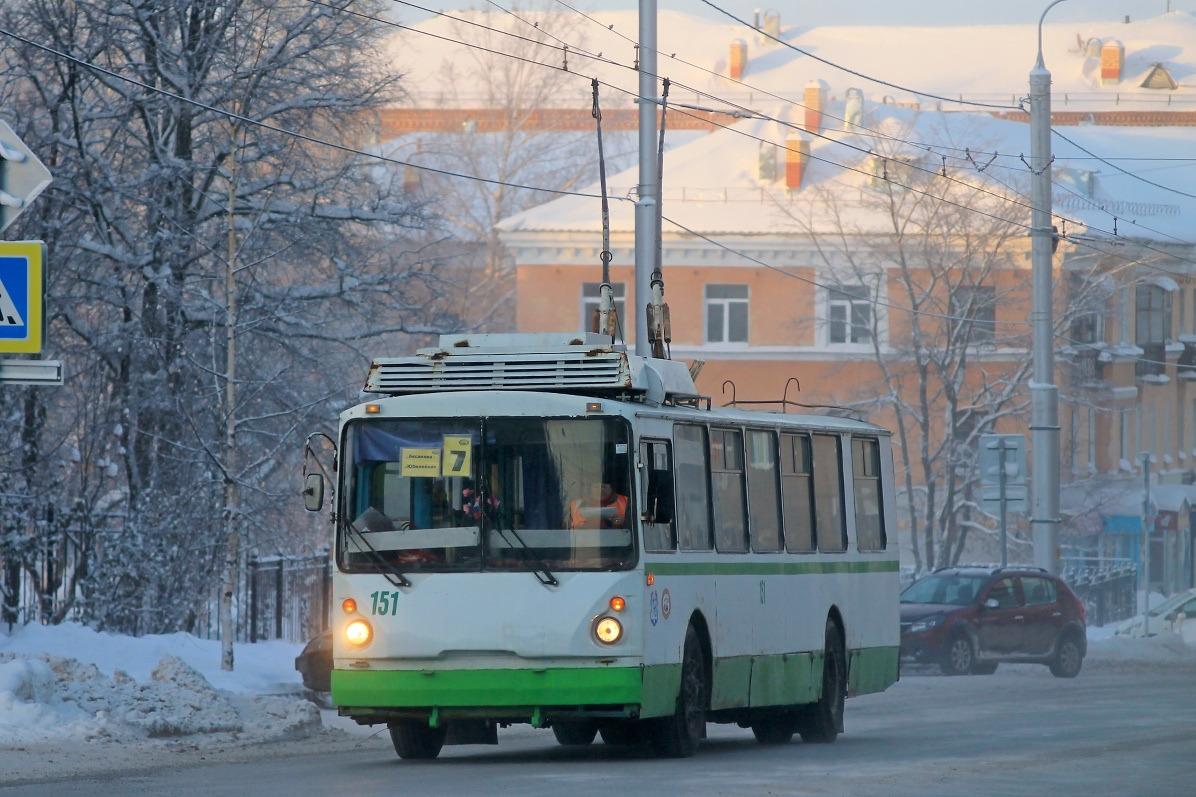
[{"left": 0, "top": 1, "right": 453, "bottom": 659}]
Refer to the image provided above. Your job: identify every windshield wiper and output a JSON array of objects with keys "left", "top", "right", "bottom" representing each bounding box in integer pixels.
[
  {"left": 486, "top": 504, "right": 558, "bottom": 587},
  {"left": 344, "top": 519, "right": 412, "bottom": 588}
]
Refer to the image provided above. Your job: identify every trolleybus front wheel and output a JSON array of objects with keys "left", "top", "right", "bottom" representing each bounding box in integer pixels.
[
  {"left": 649, "top": 624, "right": 707, "bottom": 758},
  {"left": 798, "top": 618, "right": 845, "bottom": 744},
  {"left": 388, "top": 720, "right": 446, "bottom": 760}
]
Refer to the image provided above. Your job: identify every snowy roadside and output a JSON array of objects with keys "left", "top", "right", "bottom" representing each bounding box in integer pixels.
[{"left": 0, "top": 623, "right": 360, "bottom": 786}]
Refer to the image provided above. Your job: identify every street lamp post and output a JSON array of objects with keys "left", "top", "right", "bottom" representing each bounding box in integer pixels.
[{"left": 1029, "top": 1, "right": 1066, "bottom": 574}]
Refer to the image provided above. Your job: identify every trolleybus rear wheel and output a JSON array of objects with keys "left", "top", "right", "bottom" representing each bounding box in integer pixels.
[
  {"left": 649, "top": 624, "right": 707, "bottom": 758},
  {"left": 388, "top": 720, "right": 446, "bottom": 760},
  {"left": 798, "top": 618, "right": 845, "bottom": 744}
]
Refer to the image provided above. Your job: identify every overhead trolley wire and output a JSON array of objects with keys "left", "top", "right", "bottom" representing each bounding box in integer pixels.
[
  {"left": 366, "top": 0, "right": 1196, "bottom": 270},
  {"left": 1052, "top": 128, "right": 1196, "bottom": 201},
  {"left": 3, "top": 18, "right": 1188, "bottom": 346},
  {"left": 0, "top": 26, "right": 624, "bottom": 205},
  {"left": 695, "top": 0, "right": 1020, "bottom": 111}
]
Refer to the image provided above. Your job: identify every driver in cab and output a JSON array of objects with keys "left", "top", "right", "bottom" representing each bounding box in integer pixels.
[{"left": 568, "top": 482, "right": 628, "bottom": 529}]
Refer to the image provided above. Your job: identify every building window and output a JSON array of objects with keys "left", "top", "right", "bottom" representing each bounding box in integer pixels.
[
  {"left": 1087, "top": 407, "right": 1096, "bottom": 472},
  {"left": 828, "top": 285, "right": 873, "bottom": 344},
  {"left": 1135, "top": 284, "right": 1171, "bottom": 377},
  {"left": 581, "top": 282, "right": 626, "bottom": 334},
  {"left": 950, "top": 286, "right": 996, "bottom": 345},
  {"left": 705, "top": 284, "right": 749, "bottom": 343}
]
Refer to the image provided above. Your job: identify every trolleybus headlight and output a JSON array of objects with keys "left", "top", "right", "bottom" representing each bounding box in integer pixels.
[
  {"left": 345, "top": 619, "right": 373, "bottom": 647},
  {"left": 593, "top": 616, "right": 623, "bottom": 645}
]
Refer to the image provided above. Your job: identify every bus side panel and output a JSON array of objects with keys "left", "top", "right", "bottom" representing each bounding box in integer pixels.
[{"left": 638, "top": 559, "right": 716, "bottom": 718}]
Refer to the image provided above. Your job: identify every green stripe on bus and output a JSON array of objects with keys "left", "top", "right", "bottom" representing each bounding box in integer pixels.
[
  {"left": 848, "top": 646, "right": 900, "bottom": 696},
  {"left": 645, "top": 560, "right": 899, "bottom": 576},
  {"left": 332, "top": 665, "right": 642, "bottom": 709}
]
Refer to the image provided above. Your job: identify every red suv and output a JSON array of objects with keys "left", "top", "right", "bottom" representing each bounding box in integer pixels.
[{"left": 900, "top": 566, "right": 1087, "bottom": 677}]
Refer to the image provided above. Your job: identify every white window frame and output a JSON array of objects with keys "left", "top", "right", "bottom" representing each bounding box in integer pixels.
[
  {"left": 817, "top": 276, "right": 886, "bottom": 350},
  {"left": 703, "top": 284, "right": 750, "bottom": 345}
]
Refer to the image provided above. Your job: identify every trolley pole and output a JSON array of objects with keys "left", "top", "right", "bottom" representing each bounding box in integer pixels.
[
  {"left": 634, "top": 0, "right": 657, "bottom": 357},
  {"left": 1029, "top": 1, "right": 1065, "bottom": 574}
]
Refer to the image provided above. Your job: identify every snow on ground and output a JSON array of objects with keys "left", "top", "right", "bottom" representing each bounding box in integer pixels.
[{"left": 0, "top": 623, "right": 318, "bottom": 749}]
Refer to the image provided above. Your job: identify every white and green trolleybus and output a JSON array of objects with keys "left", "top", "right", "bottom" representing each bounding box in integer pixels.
[{"left": 304, "top": 333, "right": 899, "bottom": 759}]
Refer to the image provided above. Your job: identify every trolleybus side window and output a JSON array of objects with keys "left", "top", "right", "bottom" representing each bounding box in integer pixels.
[
  {"left": 640, "top": 439, "right": 676, "bottom": 552},
  {"left": 852, "top": 437, "right": 887, "bottom": 551},
  {"left": 780, "top": 433, "right": 815, "bottom": 553},
  {"left": 674, "top": 424, "right": 713, "bottom": 550},
  {"left": 812, "top": 434, "right": 848, "bottom": 553},
  {"left": 710, "top": 428, "right": 749, "bottom": 552},
  {"left": 746, "top": 429, "right": 782, "bottom": 552}
]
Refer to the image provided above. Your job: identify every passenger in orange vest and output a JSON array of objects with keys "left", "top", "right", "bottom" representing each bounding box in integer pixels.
[{"left": 569, "top": 483, "right": 628, "bottom": 529}]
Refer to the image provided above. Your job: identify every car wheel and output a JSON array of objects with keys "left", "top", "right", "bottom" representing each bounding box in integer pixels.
[
  {"left": 939, "top": 632, "right": 974, "bottom": 676},
  {"left": 552, "top": 722, "right": 597, "bottom": 746},
  {"left": 388, "top": 721, "right": 446, "bottom": 760},
  {"left": 971, "top": 661, "right": 998, "bottom": 675},
  {"left": 648, "top": 624, "right": 707, "bottom": 757},
  {"left": 798, "top": 618, "right": 845, "bottom": 744},
  {"left": 751, "top": 712, "right": 798, "bottom": 745},
  {"left": 1049, "top": 633, "right": 1084, "bottom": 678}
]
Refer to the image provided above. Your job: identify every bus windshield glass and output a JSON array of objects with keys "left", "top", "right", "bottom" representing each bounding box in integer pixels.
[{"left": 340, "top": 417, "right": 634, "bottom": 572}]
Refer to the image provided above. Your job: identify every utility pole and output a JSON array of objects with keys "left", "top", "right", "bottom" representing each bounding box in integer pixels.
[
  {"left": 1141, "top": 452, "right": 1152, "bottom": 636},
  {"left": 1029, "top": 1, "right": 1066, "bottom": 574},
  {"left": 634, "top": 0, "right": 658, "bottom": 356},
  {"left": 998, "top": 440, "right": 1009, "bottom": 569}
]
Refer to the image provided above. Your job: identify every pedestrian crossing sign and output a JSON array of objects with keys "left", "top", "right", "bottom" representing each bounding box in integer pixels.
[{"left": 0, "top": 241, "right": 44, "bottom": 354}]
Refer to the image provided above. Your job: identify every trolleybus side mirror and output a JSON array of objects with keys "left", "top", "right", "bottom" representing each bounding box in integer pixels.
[{"left": 303, "top": 473, "right": 325, "bottom": 512}]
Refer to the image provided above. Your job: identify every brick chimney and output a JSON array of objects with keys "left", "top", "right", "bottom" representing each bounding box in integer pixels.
[
  {"left": 785, "top": 135, "right": 810, "bottom": 190},
  {"left": 804, "top": 80, "right": 826, "bottom": 134},
  {"left": 730, "top": 39, "right": 748, "bottom": 79},
  {"left": 1101, "top": 40, "right": 1124, "bottom": 85}
]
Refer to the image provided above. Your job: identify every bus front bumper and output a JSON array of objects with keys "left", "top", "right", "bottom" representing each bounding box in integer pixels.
[{"left": 332, "top": 664, "right": 674, "bottom": 724}]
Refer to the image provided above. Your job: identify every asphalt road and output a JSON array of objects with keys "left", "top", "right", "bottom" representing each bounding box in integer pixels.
[{"left": 5, "top": 664, "right": 1195, "bottom": 796}]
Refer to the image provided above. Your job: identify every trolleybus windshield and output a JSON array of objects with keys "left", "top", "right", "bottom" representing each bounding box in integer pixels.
[{"left": 339, "top": 416, "right": 634, "bottom": 573}]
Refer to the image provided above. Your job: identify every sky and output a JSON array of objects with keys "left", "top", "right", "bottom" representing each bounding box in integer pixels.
[{"left": 400, "top": 0, "right": 1195, "bottom": 27}]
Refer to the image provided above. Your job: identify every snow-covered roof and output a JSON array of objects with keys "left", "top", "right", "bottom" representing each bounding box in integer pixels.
[
  {"left": 494, "top": 102, "right": 1196, "bottom": 243},
  {"left": 385, "top": 8, "right": 1196, "bottom": 111}
]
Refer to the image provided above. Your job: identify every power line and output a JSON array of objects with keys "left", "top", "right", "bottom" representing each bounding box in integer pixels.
[
  {"left": 6, "top": 17, "right": 1189, "bottom": 339},
  {"left": 1052, "top": 128, "right": 1196, "bottom": 201},
  {"left": 367, "top": 0, "right": 1196, "bottom": 270},
  {"left": 695, "top": 0, "right": 1020, "bottom": 111},
  {"left": 0, "top": 26, "right": 622, "bottom": 205}
]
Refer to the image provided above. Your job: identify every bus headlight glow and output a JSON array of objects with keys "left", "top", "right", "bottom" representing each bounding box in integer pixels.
[
  {"left": 593, "top": 616, "right": 623, "bottom": 645},
  {"left": 345, "top": 619, "right": 373, "bottom": 647}
]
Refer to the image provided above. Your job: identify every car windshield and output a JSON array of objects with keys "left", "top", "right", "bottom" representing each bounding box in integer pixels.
[
  {"left": 339, "top": 416, "right": 634, "bottom": 573},
  {"left": 901, "top": 574, "right": 989, "bottom": 605}
]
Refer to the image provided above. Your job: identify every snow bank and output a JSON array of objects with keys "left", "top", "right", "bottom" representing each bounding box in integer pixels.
[
  {"left": 0, "top": 623, "right": 318, "bottom": 747},
  {"left": 0, "top": 621, "right": 303, "bottom": 694},
  {"left": 1086, "top": 630, "right": 1196, "bottom": 669}
]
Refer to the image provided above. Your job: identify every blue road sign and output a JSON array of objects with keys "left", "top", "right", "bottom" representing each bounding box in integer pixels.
[{"left": 0, "top": 241, "right": 44, "bottom": 354}]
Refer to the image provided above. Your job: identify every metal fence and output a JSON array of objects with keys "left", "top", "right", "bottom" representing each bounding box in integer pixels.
[
  {"left": 2, "top": 516, "right": 331, "bottom": 644},
  {"left": 1061, "top": 557, "right": 1139, "bottom": 627},
  {"left": 192, "top": 551, "right": 331, "bottom": 644}
]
